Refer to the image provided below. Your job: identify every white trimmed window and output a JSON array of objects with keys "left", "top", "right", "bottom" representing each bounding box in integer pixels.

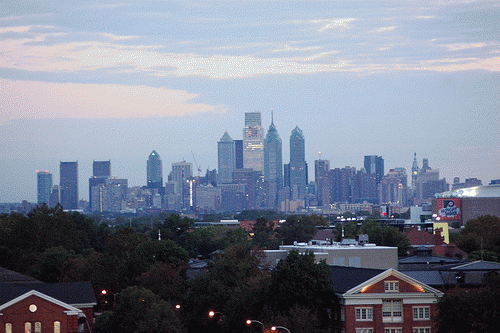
[
  {"left": 384, "top": 329, "right": 402, "bottom": 333},
  {"left": 5, "top": 323, "right": 12, "bottom": 333},
  {"left": 413, "top": 328, "right": 431, "bottom": 333},
  {"left": 385, "top": 280, "right": 399, "bottom": 292},
  {"left": 356, "top": 329, "right": 374, "bottom": 333},
  {"left": 383, "top": 300, "right": 403, "bottom": 322},
  {"left": 355, "top": 307, "right": 373, "bottom": 321},
  {"left": 413, "top": 306, "right": 430, "bottom": 320}
]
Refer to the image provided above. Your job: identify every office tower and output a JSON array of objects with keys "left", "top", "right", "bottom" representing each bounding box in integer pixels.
[
  {"left": 171, "top": 161, "right": 192, "bottom": 207},
  {"left": 147, "top": 150, "right": 163, "bottom": 189},
  {"left": 329, "top": 167, "right": 356, "bottom": 203},
  {"left": 49, "top": 185, "right": 60, "bottom": 207},
  {"left": 234, "top": 139, "right": 244, "bottom": 169},
  {"left": 232, "top": 168, "right": 259, "bottom": 209},
  {"left": 314, "top": 158, "right": 330, "bottom": 206},
  {"left": 93, "top": 160, "right": 111, "bottom": 178},
  {"left": 264, "top": 113, "right": 283, "bottom": 208},
  {"left": 351, "top": 168, "right": 377, "bottom": 204},
  {"left": 289, "top": 126, "right": 307, "bottom": 200},
  {"left": 364, "top": 155, "right": 384, "bottom": 184},
  {"left": 90, "top": 178, "right": 128, "bottom": 213},
  {"left": 378, "top": 169, "right": 404, "bottom": 205},
  {"left": 89, "top": 160, "right": 111, "bottom": 209},
  {"left": 60, "top": 161, "right": 78, "bottom": 210},
  {"left": 243, "top": 111, "right": 264, "bottom": 172},
  {"left": 218, "top": 132, "right": 236, "bottom": 184},
  {"left": 37, "top": 170, "right": 52, "bottom": 205}
]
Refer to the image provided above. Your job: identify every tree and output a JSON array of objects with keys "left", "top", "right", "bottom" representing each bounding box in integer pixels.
[
  {"left": 251, "top": 217, "right": 279, "bottom": 249},
  {"left": 277, "top": 215, "right": 326, "bottom": 244},
  {"left": 94, "top": 286, "right": 186, "bottom": 333},
  {"left": 456, "top": 215, "right": 500, "bottom": 260},
  {"left": 360, "top": 220, "right": 411, "bottom": 256},
  {"left": 267, "top": 250, "right": 338, "bottom": 332},
  {"left": 182, "top": 245, "right": 270, "bottom": 333}
]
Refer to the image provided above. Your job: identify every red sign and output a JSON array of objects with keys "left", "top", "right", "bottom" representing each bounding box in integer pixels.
[{"left": 437, "top": 198, "right": 462, "bottom": 221}]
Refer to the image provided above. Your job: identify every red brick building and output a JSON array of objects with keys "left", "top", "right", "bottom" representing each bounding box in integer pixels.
[
  {"left": 333, "top": 267, "right": 443, "bottom": 333},
  {"left": 0, "top": 282, "right": 96, "bottom": 333}
]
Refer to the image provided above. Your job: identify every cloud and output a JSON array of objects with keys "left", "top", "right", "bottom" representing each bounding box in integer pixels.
[{"left": 0, "top": 79, "right": 216, "bottom": 121}]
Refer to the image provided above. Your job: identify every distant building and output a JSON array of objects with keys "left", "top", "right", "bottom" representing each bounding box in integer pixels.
[
  {"left": 195, "top": 184, "right": 221, "bottom": 212},
  {"left": 36, "top": 170, "right": 52, "bottom": 205},
  {"left": 147, "top": 150, "right": 163, "bottom": 191},
  {"left": 263, "top": 113, "right": 283, "bottom": 209},
  {"left": 217, "top": 132, "right": 236, "bottom": 185},
  {"left": 329, "top": 167, "right": 355, "bottom": 204},
  {"left": 60, "top": 162, "right": 78, "bottom": 210},
  {"left": 289, "top": 126, "right": 307, "bottom": 200},
  {"left": 351, "top": 168, "right": 377, "bottom": 204},
  {"left": 89, "top": 160, "right": 111, "bottom": 210},
  {"left": 364, "top": 155, "right": 384, "bottom": 184},
  {"left": 452, "top": 177, "right": 482, "bottom": 190},
  {"left": 170, "top": 161, "right": 192, "bottom": 208},
  {"left": 378, "top": 169, "right": 405, "bottom": 205},
  {"left": 315, "top": 158, "right": 330, "bottom": 206},
  {"left": 233, "top": 139, "right": 244, "bottom": 169},
  {"left": 90, "top": 178, "right": 128, "bottom": 213},
  {"left": 243, "top": 111, "right": 264, "bottom": 172}
]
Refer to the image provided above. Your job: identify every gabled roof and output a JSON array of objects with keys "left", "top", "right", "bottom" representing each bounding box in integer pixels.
[
  {"left": 0, "top": 282, "right": 97, "bottom": 308},
  {"left": 343, "top": 268, "right": 443, "bottom": 297},
  {"left": 0, "top": 290, "right": 82, "bottom": 314},
  {"left": 329, "top": 266, "right": 384, "bottom": 294}
]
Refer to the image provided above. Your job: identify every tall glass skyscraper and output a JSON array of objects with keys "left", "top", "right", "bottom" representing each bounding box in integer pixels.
[
  {"left": 243, "top": 111, "right": 264, "bottom": 172},
  {"left": 264, "top": 113, "right": 282, "bottom": 208},
  {"left": 289, "top": 126, "right": 307, "bottom": 200},
  {"left": 218, "top": 131, "right": 235, "bottom": 184},
  {"left": 147, "top": 150, "right": 163, "bottom": 189},
  {"left": 60, "top": 161, "right": 78, "bottom": 210},
  {"left": 37, "top": 170, "right": 52, "bottom": 205},
  {"left": 89, "top": 160, "right": 111, "bottom": 210},
  {"left": 364, "top": 155, "right": 384, "bottom": 183}
]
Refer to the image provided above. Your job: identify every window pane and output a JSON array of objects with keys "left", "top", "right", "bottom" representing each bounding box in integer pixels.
[
  {"left": 54, "top": 321, "right": 61, "bottom": 333},
  {"left": 35, "top": 322, "right": 41, "bottom": 333},
  {"left": 25, "top": 322, "right": 32, "bottom": 333},
  {"left": 5, "top": 323, "right": 12, "bottom": 333}
]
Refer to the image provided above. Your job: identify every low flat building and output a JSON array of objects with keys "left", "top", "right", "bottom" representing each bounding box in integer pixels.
[{"left": 263, "top": 241, "right": 398, "bottom": 270}]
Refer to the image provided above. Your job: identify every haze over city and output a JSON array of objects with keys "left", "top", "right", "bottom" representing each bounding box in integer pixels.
[{"left": 1, "top": 0, "right": 500, "bottom": 203}]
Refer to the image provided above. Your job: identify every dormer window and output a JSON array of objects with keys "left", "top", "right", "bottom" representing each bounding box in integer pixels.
[{"left": 385, "top": 281, "right": 399, "bottom": 292}]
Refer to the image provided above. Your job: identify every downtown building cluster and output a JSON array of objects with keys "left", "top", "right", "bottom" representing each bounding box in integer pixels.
[{"left": 35, "top": 111, "right": 486, "bottom": 215}]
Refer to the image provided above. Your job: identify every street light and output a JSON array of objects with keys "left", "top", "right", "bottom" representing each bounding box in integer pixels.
[
  {"left": 246, "top": 319, "right": 264, "bottom": 332},
  {"left": 271, "top": 325, "right": 291, "bottom": 333}
]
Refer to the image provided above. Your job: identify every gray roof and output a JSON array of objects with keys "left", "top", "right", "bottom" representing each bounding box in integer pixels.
[
  {"left": 0, "top": 282, "right": 97, "bottom": 306},
  {"left": 329, "top": 265, "right": 384, "bottom": 294},
  {"left": 0, "top": 267, "right": 41, "bottom": 284}
]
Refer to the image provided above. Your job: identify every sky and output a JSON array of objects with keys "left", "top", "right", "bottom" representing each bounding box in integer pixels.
[{"left": 1, "top": 0, "right": 500, "bottom": 203}]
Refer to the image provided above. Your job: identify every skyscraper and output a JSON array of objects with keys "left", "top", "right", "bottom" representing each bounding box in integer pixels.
[
  {"left": 364, "top": 155, "right": 384, "bottom": 183},
  {"left": 233, "top": 139, "right": 244, "bottom": 169},
  {"left": 218, "top": 132, "right": 236, "bottom": 184},
  {"left": 264, "top": 112, "right": 282, "bottom": 208},
  {"left": 37, "top": 170, "right": 52, "bottom": 205},
  {"left": 314, "top": 158, "right": 330, "bottom": 206},
  {"left": 171, "top": 161, "right": 192, "bottom": 207},
  {"left": 147, "top": 150, "right": 163, "bottom": 189},
  {"left": 289, "top": 126, "right": 307, "bottom": 200},
  {"left": 60, "top": 161, "right": 78, "bottom": 210},
  {"left": 89, "top": 160, "right": 112, "bottom": 210},
  {"left": 243, "top": 111, "right": 264, "bottom": 172}
]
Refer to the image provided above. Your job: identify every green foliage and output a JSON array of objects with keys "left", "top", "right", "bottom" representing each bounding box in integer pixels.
[
  {"left": 251, "top": 217, "right": 280, "bottom": 249},
  {"left": 277, "top": 215, "right": 326, "bottom": 244},
  {"left": 456, "top": 215, "right": 500, "bottom": 258},
  {"left": 94, "top": 286, "right": 185, "bottom": 333},
  {"left": 267, "top": 250, "right": 337, "bottom": 332},
  {"left": 157, "top": 213, "right": 194, "bottom": 243},
  {"left": 360, "top": 220, "right": 411, "bottom": 256},
  {"left": 181, "top": 227, "right": 249, "bottom": 258},
  {"left": 435, "top": 284, "right": 500, "bottom": 333},
  {"left": 235, "top": 209, "right": 286, "bottom": 221},
  {"left": 183, "top": 245, "right": 269, "bottom": 333},
  {"left": 29, "top": 246, "right": 76, "bottom": 283}
]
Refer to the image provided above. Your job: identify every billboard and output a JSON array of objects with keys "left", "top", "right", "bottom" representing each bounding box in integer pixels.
[{"left": 437, "top": 198, "right": 462, "bottom": 221}]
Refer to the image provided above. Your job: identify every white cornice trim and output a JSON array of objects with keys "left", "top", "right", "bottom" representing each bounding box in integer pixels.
[{"left": 0, "top": 290, "right": 83, "bottom": 314}]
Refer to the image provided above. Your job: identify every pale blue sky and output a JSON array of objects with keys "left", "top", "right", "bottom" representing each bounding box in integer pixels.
[{"left": 1, "top": 0, "right": 499, "bottom": 202}]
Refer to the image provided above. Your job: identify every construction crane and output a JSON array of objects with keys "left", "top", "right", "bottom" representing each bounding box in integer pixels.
[{"left": 191, "top": 150, "right": 202, "bottom": 177}]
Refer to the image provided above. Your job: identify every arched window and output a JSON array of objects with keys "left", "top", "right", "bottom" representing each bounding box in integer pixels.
[
  {"left": 54, "top": 321, "right": 61, "bottom": 333},
  {"left": 25, "top": 322, "right": 32, "bottom": 333},
  {"left": 35, "top": 322, "right": 41, "bottom": 333},
  {"left": 5, "top": 323, "right": 12, "bottom": 333}
]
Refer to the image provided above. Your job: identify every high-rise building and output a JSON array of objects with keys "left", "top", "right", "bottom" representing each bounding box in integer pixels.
[
  {"left": 147, "top": 150, "right": 163, "bottom": 189},
  {"left": 90, "top": 178, "right": 128, "bottom": 213},
  {"left": 264, "top": 113, "right": 283, "bottom": 208},
  {"left": 93, "top": 160, "right": 111, "bottom": 178},
  {"left": 329, "top": 167, "right": 355, "bottom": 203},
  {"left": 218, "top": 132, "right": 236, "bottom": 184},
  {"left": 243, "top": 112, "right": 264, "bottom": 172},
  {"left": 60, "top": 161, "right": 78, "bottom": 210},
  {"left": 171, "top": 161, "right": 192, "bottom": 207},
  {"left": 37, "top": 170, "right": 52, "bottom": 205},
  {"left": 315, "top": 158, "right": 330, "bottom": 206},
  {"left": 289, "top": 126, "right": 307, "bottom": 200},
  {"left": 364, "top": 155, "right": 384, "bottom": 184},
  {"left": 89, "top": 161, "right": 111, "bottom": 209},
  {"left": 234, "top": 139, "right": 244, "bottom": 169},
  {"left": 351, "top": 168, "right": 377, "bottom": 204}
]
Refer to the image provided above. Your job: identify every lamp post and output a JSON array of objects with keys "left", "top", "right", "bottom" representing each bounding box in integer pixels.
[
  {"left": 208, "top": 310, "right": 225, "bottom": 332},
  {"left": 271, "top": 325, "right": 291, "bottom": 333},
  {"left": 246, "top": 319, "right": 264, "bottom": 332}
]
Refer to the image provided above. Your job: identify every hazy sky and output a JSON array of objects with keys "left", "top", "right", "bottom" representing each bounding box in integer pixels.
[{"left": 1, "top": 0, "right": 499, "bottom": 203}]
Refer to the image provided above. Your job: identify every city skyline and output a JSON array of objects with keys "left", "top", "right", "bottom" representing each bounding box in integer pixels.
[{"left": 1, "top": 0, "right": 500, "bottom": 202}]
